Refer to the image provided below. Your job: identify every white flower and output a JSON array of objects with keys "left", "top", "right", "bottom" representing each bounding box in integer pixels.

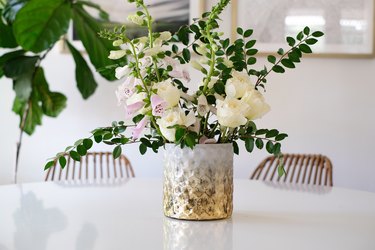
[
  {"left": 208, "top": 77, "right": 218, "bottom": 89},
  {"left": 113, "top": 39, "right": 124, "bottom": 47},
  {"left": 144, "top": 45, "right": 163, "bottom": 57},
  {"left": 216, "top": 98, "right": 249, "bottom": 128},
  {"left": 241, "top": 89, "right": 271, "bottom": 120},
  {"left": 154, "top": 31, "right": 172, "bottom": 45},
  {"left": 115, "top": 65, "right": 131, "bottom": 79},
  {"left": 169, "top": 68, "right": 190, "bottom": 82},
  {"left": 108, "top": 50, "right": 126, "bottom": 60},
  {"left": 154, "top": 79, "right": 180, "bottom": 108},
  {"left": 223, "top": 58, "right": 233, "bottom": 68},
  {"left": 115, "top": 77, "right": 142, "bottom": 105},
  {"left": 138, "top": 36, "right": 149, "bottom": 44},
  {"left": 191, "top": 60, "right": 203, "bottom": 71},
  {"left": 197, "top": 95, "right": 210, "bottom": 116},
  {"left": 127, "top": 14, "right": 144, "bottom": 25},
  {"left": 225, "top": 70, "right": 254, "bottom": 98},
  {"left": 157, "top": 108, "right": 196, "bottom": 142}
]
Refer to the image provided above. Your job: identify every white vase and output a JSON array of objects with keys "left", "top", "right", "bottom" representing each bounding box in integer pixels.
[{"left": 163, "top": 144, "right": 233, "bottom": 220}]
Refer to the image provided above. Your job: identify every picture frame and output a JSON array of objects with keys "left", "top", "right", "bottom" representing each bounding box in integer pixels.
[
  {"left": 59, "top": 0, "right": 206, "bottom": 53},
  {"left": 231, "top": 0, "right": 375, "bottom": 58}
]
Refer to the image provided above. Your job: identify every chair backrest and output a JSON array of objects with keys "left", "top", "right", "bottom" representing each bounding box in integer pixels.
[
  {"left": 250, "top": 154, "right": 333, "bottom": 186},
  {"left": 45, "top": 152, "right": 135, "bottom": 182}
]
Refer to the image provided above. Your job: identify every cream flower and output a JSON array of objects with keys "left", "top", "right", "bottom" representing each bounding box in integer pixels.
[
  {"left": 115, "top": 65, "right": 131, "bottom": 79},
  {"left": 216, "top": 98, "right": 249, "bottom": 128},
  {"left": 225, "top": 70, "right": 254, "bottom": 98},
  {"left": 144, "top": 45, "right": 163, "bottom": 57},
  {"left": 197, "top": 95, "right": 210, "bottom": 116},
  {"left": 154, "top": 31, "right": 172, "bottom": 46},
  {"left": 108, "top": 50, "right": 126, "bottom": 60},
  {"left": 157, "top": 108, "right": 196, "bottom": 142},
  {"left": 154, "top": 79, "right": 180, "bottom": 108},
  {"left": 241, "top": 89, "right": 271, "bottom": 120},
  {"left": 223, "top": 58, "right": 233, "bottom": 68},
  {"left": 113, "top": 39, "right": 124, "bottom": 47},
  {"left": 127, "top": 14, "right": 144, "bottom": 25}
]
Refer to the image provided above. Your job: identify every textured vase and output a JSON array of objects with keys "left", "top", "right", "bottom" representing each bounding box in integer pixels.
[{"left": 163, "top": 144, "right": 233, "bottom": 220}]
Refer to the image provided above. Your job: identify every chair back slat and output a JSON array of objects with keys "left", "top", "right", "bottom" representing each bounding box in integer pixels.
[
  {"left": 45, "top": 152, "right": 135, "bottom": 182},
  {"left": 250, "top": 154, "right": 333, "bottom": 187}
]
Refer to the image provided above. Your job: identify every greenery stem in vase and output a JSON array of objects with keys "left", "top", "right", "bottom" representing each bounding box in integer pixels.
[{"left": 45, "top": 0, "right": 324, "bottom": 178}]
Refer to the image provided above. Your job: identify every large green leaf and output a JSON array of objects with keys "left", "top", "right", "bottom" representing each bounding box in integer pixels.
[
  {"left": 13, "top": 0, "right": 71, "bottom": 53},
  {"left": 2, "top": 0, "right": 28, "bottom": 24},
  {"left": 0, "top": 10, "right": 18, "bottom": 48},
  {"left": 66, "top": 40, "right": 98, "bottom": 99},
  {"left": 34, "top": 67, "right": 67, "bottom": 117},
  {"left": 72, "top": 4, "right": 116, "bottom": 80},
  {"left": 3, "top": 55, "right": 38, "bottom": 100},
  {"left": 0, "top": 50, "right": 25, "bottom": 78}
]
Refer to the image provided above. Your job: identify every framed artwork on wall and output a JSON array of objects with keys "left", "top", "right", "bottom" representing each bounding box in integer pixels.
[
  {"left": 60, "top": 0, "right": 205, "bottom": 52},
  {"left": 231, "top": 0, "right": 375, "bottom": 58}
]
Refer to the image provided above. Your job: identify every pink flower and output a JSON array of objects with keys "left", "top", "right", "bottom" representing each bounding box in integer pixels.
[
  {"left": 125, "top": 101, "right": 144, "bottom": 119},
  {"left": 131, "top": 116, "right": 149, "bottom": 140},
  {"left": 115, "top": 77, "right": 138, "bottom": 105},
  {"left": 151, "top": 95, "right": 167, "bottom": 117},
  {"left": 169, "top": 69, "right": 191, "bottom": 82}
]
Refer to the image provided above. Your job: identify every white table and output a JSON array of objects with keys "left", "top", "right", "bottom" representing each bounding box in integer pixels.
[{"left": 0, "top": 179, "right": 374, "bottom": 250}]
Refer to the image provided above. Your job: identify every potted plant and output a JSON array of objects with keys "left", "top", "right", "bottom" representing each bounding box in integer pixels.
[{"left": 46, "top": 0, "right": 323, "bottom": 220}]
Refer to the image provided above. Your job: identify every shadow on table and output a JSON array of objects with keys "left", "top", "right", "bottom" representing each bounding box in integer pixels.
[
  {"left": 163, "top": 217, "right": 233, "bottom": 250},
  {"left": 75, "top": 222, "right": 98, "bottom": 250},
  {"left": 13, "top": 190, "right": 67, "bottom": 250},
  {"left": 53, "top": 178, "right": 131, "bottom": 188},
  {"left": 262, "top": 181, "right": 333, "bottom": 195}
]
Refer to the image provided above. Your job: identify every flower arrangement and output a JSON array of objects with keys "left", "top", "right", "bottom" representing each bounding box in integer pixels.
[{"left": 45, "top": 0, "right": 323, "bottom": 176}]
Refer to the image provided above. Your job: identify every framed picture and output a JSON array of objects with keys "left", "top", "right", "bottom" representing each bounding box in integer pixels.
[
  {"left": 231, "top": 0, "right": 375, "bottom": 58},
  {"left": 61, "top": 0, "right": 205, "bottom": 52}
]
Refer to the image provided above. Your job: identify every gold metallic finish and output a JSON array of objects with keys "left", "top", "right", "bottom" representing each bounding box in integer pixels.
[{"left": 163, "top": 144, "right": 233, "bottom": 220}]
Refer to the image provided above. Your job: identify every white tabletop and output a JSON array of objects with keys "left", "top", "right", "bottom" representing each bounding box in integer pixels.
[{"left": 0, "top": 179, "right": 375, "bottom": 250}]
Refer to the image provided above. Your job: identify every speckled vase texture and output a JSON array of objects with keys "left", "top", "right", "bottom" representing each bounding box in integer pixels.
[{"left": 163, "top": 144, "right": 233, "bottom": 220}]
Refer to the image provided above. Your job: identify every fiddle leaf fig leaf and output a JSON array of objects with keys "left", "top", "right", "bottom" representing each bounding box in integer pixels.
[
  {"left": 66, "top": 40, "right": 98, "bottom": 99},
  {"left": 13, "top": 0, "right": 72, "bottom": 53},
  {"left": 72, "top": 4, "right": 117, "bottom": 80},
  {"left": 0, "top": 10, "right": 17, "bottom": 48}
]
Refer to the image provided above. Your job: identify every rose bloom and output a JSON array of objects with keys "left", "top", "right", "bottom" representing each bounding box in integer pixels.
[
  {"left": 154, "top": 79, "right": 180, "bottom": 108},
  {"left": 216, "top": 98, "right": 249, "bottom": 128},
  {"left": 157, "top": 108, "right": 196, "bottom": 142},
  {"left": 241, "top": 89, "right": 271, "bottom": 120},
  {"left": 225, "top": 70, "right": 254, "bottom": 99}
]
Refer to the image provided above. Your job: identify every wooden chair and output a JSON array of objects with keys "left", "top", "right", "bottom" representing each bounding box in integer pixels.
[
  {"left": 45, "top": 152, "right": 135, "bottom": 182},
  {"left": 250, "top": 154, "right": 333, "bottom": 186}
]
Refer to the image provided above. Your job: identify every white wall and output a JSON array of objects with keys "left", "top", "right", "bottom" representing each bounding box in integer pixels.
[{"left": 1, "top": 47, "right": 375, "bottom": 192}]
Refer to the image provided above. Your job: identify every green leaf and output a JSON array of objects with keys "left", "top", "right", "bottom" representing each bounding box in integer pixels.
[
  {"left": 247, "top": 57, "right": 256, "bottom": 65},
  {"left": 288, "top": 52, "right": 301, "bottom": 63},
  {"left": 34, "top": 67, "right": 67, "bottom": 117},
  {"left": 255, "top": 129, "right": 268, "bottom": 135},
  {"left": 246, "top": 49, "right": 258, "bottom": 56},
  {"left": 132, "top": 114, "right": 145, "bottom": 124},
  {"left": 72, "top": 4, "right": 117, "bottom": 80},
  {"left": 312, "top": 31, "right": 324, "bottom": 37},
  {"left": 266, "top": 129, "right": 279, "bottom": 138},
  {"left": 232, "top": 141, "right": 239, "bottom": 155},
  {"left": 77, "top": 144, "right": 87, "bottom": 156},
  {"left": 267, "top": 55, "right": 276, "bottom": 64},
  {"left": 299, "top": 44, "right": 312, "bottom": 54},
  {"left": 272, "top": 65, "right": 285, "bottom": 73},
  {"left": 236, "top": 27, "right": 243, "bottom": 35},
  {"left": 3, "top": 56, "right": 38, "bottom": 101},
  {"left": 83, "top": 138, "right": 93, "bottom": 150},
  {"left": 70, "top": 151, "right": 81, "bottom": 161},
  {"left": 139, "top": 143, "right": 147, "bottom": 155},
  {"left": 245, "top": 40, "right": 256, "bottom": 49},
  {"left": 66, "top": 40, "right": 98, "bottom": 99},
  {"left": 244, "top": 137, "right": 254, "bottom": 153},
  {"left": 23, "top": 93, "right": 43, "bottom": 135},
  {"left": 94, "top": 135, "right": 102, "bottom": 143},
  {"left": 275, "top": 133, "right": 288, "bottom": 141},
  {"left": 182, "top": 48, "right": 191, "bottom": 62},
  {"left": 13, "top": 0, "right": 72, "bottom": 53},
  {"left": 303, "top": 26, "right": 310, "bottom": 35},
  {"left": 266, "top": 141, "right": 274, "bottom": 154},
  {"left": 296, "top": 31, "right": 304, "bottom": 41},
  {"left": 286, "top": 36, "right": 295, "bottom": 46},
  {"left": 2, "top": 0, "right": 28, "bottom": 24},
  {"left": 281, "top": 59, "right": 295, "bottom": 69},
  {"left": 278, "top": 164, "right": 286, "bottom": 177},
  {"left": 175, "top": 127, "right": 185, "bottom": 142},
  {"left": 277, "top": 48, "right": 284, "bottom": 55},
  {"left": 0, "top": 50, "right": 25, "bottom": 78},
  {"left": 213, "top": 82, "right": 225, "bottom": 95},
  {"left": 255, "top": 138, "right": 263, "bottom": 149},
  {"left": 44, "top": 160, "right": 55, "bottom": 170},
  {"left": 243, "top": 29, "right": 253, "bottom": 37},
  {"left": 273, "top": 143, "right": 281, "bottom": 155},
  {"left": 113, "top": 145, "right": 122, "bottom": 159},
  {"left": 0, "top": 10, "right": 17, "bottom": 48},
  {"left": 305, "top": 38, "right": 318, "bottom": 45},
  {"left": 59, "top": 156, "right": 66, "bottom": 168},
  {"left": 185, "top": 132, "right": 197, "bottom": 148}
]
